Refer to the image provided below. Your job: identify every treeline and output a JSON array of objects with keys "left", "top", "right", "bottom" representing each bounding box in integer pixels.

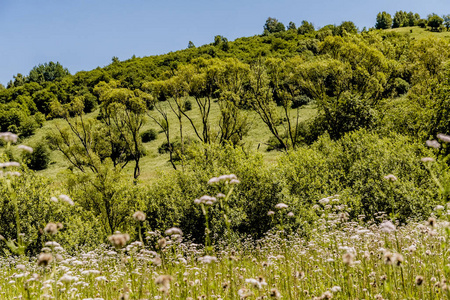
[
  {"left": 2, "top": 19, "right": 450, "bottom": 171},
  {"left": 375, "top": 11, "right": 450, "bottom": 31}
]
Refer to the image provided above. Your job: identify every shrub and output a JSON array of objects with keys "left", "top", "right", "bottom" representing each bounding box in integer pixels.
[
  {"left": 23, "top": 142, "right": 50, "bottom": 170},
  {"left": 141, "top": 129, "right": 157, "bottom": 143}
]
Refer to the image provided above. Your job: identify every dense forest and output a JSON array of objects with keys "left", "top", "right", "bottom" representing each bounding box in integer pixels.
[{"left": 2, "top": 11, "right": 450, "bottom": 252}]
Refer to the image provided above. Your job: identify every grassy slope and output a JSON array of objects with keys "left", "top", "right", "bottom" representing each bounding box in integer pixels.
[
  {"left": 20, "top": 100, "right": 317, "bottom": 182},
  {"left": 386, "top": 26, "right": 450, "bottom": 39}
]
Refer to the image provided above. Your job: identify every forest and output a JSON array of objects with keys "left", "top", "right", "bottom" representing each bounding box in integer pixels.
[{"left": 1, "top": 11, "right": 450, "bottom": 299}]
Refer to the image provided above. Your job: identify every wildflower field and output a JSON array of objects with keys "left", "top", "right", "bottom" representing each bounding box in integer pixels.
[{"left": 0, "top": 202, "right": 449, "bottom": 300}]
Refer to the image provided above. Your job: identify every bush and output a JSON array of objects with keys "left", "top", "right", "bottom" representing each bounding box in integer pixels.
[
  {"left": 141, "top": 129, "right": 157, "bottom": 143},
  {"left": 23, "top": 142, "right": 50, "bottom": 170}
]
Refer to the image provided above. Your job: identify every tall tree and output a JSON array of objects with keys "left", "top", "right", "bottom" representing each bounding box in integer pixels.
[
  {"left": 263, "top": 17, "right": 286, "bottom": 34},
  {"left": 375, "top": 11, "right": 392, "bottom": 29},
  {"left": 28, "top": 62, "right": 70, "bottom": 84}
]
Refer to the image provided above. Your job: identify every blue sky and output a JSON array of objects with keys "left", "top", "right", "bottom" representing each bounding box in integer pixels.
[{"left": 0, "top": 0, "right": 449, "bottom": 85}]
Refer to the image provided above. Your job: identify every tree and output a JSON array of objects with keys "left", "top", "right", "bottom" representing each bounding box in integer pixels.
[
  {"left": 28, "top": 62, "right": 70, "bottom": 84},
  {"left": 263, "top": 17, "right": 285, "bottom": 34},
  {"left": 288, "top": 21, "right": 296, "bottom": 30},
  {"left": 443, "top": 15, "right": 450, "bottom": 31},
  {"left": 95, "top": 84, "right": 147, "bottom": 180},
  {"left": 428, "top": 14, "right": 444, "bottom": 31},
  {"left": 188, "top": 41, "right": 195, "bottom": 48},
  {"left": 336, "top": 21, "right": 358, "bottom": 35},
  {"left": 375, "top": 11, "right": 392, "bottom": 29},
  {"left": 406, "top": 12, "right": 420, "bottom": 26},
  {"left": 297, "top": 20, "right": 315, "bottom": 35},
  {"left": 393, "top": 11, "right": 407, "bottom": 28}
]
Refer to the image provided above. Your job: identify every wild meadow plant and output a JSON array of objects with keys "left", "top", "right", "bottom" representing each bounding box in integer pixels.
[{"left": 4, "top": 133, "right": 450, "bottom": 299}]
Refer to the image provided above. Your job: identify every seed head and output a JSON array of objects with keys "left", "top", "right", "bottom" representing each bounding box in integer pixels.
[
  {"left": 108, "top": 232, "right": 130, "bottom": 249},
  {"left": 37, "top": 253, "right": 53, "bottom": 267},
  {"left": 155, "top": 275, "right": 173, "bottom": 294},
  {"left": 44, "top": 223, "right": 58, "bottom": 235},
  {"left": 157, "top": 238, "right": 167, "bottom": 249},
  {"left": 416, "top": 276, "right": 424, "bottom": 286},
  {"left": 133, "top": 211, "right": 146, "bottom": 221},
  {"left": 342, "top": 252, "right": 354, "bottom": 266},
  {"left": 428, "top": 217, "right": 436, "bottom": 227}
]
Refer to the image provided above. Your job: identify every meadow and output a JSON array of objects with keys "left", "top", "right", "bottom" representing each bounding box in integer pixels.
[{"left": 2, "top": 14, "right": 450, "bottom": 300}]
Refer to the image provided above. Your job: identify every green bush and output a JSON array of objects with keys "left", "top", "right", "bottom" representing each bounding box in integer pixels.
[
  {"left": 141, "top": 129, "right": 157, "bottom": 143},
  {"left": 0, "top": 171, "right": 103, "bottom": 255},
  {"left": 22, "top": 142, "right": 50, "bottom": 170}
]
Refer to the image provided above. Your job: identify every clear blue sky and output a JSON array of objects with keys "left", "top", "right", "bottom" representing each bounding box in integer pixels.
[{"left": 0, "top": 0, "right": 449, "bottom": 85}]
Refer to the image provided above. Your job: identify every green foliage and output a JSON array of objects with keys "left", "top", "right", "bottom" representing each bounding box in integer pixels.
[
  {"left": 0, "top": 171, "right": 103, "bottom": 255},
  {"left": 141, "top": 129, "right": 157, "bottom": 143},
  {"left": 28, "top": 61, "right": 70, "bottom": 84},
  {"left": 428, "top": 14, "right": 444, "bottom": 31},
  {"left": 22, "top": 142, "right": 50, "bottom": 170},
  {"left": 375, "top": 11, "right": 392, "bottom": 29},
  {"left": 297, "top": 20, "right": 315, "bottom": 35},
  {"left": 280, "top": 130, "right": 437, "bottom": 222},
  {"left": 263, "top": 17, "right": 285, "bottom": 34}
]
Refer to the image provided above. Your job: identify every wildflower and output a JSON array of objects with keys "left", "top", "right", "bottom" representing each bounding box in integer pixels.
[
  {"left": 426, "top": 140, "right": 441, "bottom": 148},
  {"left": 37, "top": 253, "right": 53, "bottom": 267},
  {"left": 208, "top": 177, "right": 220, "bottom": 184},
  {"left": 155, "top": 275, "right": 173, "bottom": 294},
  {"left": 18, "top": 145, "right": 33, "bottom": 153},
  {"left": 342, "top": 252, "right": 354, "bottom": 266},
  {"left": 44, "top": 223, "right": 58, "bottom": 235},
  {"left": 0, "top": 162, "right": 21, "bottom": 168},
  {"left": 198, "top": 255, "right": 217, "bottom": 264},
  {"left": 229, "top": 179, "right": 240, "bottom": 185},
  {"left": 59, "top": 274, "right": 77, "bottom": 283},
  {"left": 132, "top": 211, "right": 146, "bottom": 221},
  {"left": 380, "top": 220, "right": 396, "bottom": 233},
  {"left": 321, "top": 291, "right": 333, "bottom": 299},
  {"left": 393, "top": 253, "right": 404, "bottom": 266},
  {"left": 269, "top": 288, "right": 281, "bottom": 298},
  {"left": 428, "top": 217, "right": 436, "bottom": 227},
  {"left": 0, "top": 132, "right": 18, "bottom": 143},
  {"left": 238, "top": 288, "right": 253, "bottom": 298},
  {"left": 421, "top": 157, "right": 435, "bottom": 163},
  {"left": 108, "top": 232, "right": 130, "bottom": 249},
  {"left": 267, "top": 211, "right": 275, "bottom": 216},
  {"left": 157, "top": 238, "right": 167, "bottom": 249},
  {"left": 287, "top": 212, "right": 295, "bottom": 218},
  {"left": 50, "top": 197, "right": 58, "bottom": 203},
  {"left": 16, "top": 264, "right": 26, "bottom": 271},
  {"left": 318, "top": 197, "right": 330, "bottom": 205},
  {"left": 416, "top": 276, "right": 424, "bottom": 286},
  {"left": 437, "top": 134, "right": 450, "bottom": 143},
  {"left": 59, "top": 194, "right": 74, "bottom": 205},
  {"left": 384, "top": 252, "right": 393, "bottom": 265},
  {"left": 435, "top": 205, "right": 445, "bottom": 211},
  {"left": 217, "top": 193, "right": 226, "bottom": 198},
  {"left": 165, "top": 227, "right": 183, "bottom": 236},
  {"left": 331, "top": 286, "right": 341, "bottom": 293},
  {"left": 383, "top": 174, "right": 397, "bottom": 181},
  {"left": 274, "top": 203, "right": 288, "bottom": 210}
]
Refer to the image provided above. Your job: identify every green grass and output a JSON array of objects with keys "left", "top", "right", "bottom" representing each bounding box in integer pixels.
[
  {"left": 20, "top": 100, "right": 317, "bottom": 182},
  {"left": 386, "top": 26, "right": 450, "bottom": 39}
]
